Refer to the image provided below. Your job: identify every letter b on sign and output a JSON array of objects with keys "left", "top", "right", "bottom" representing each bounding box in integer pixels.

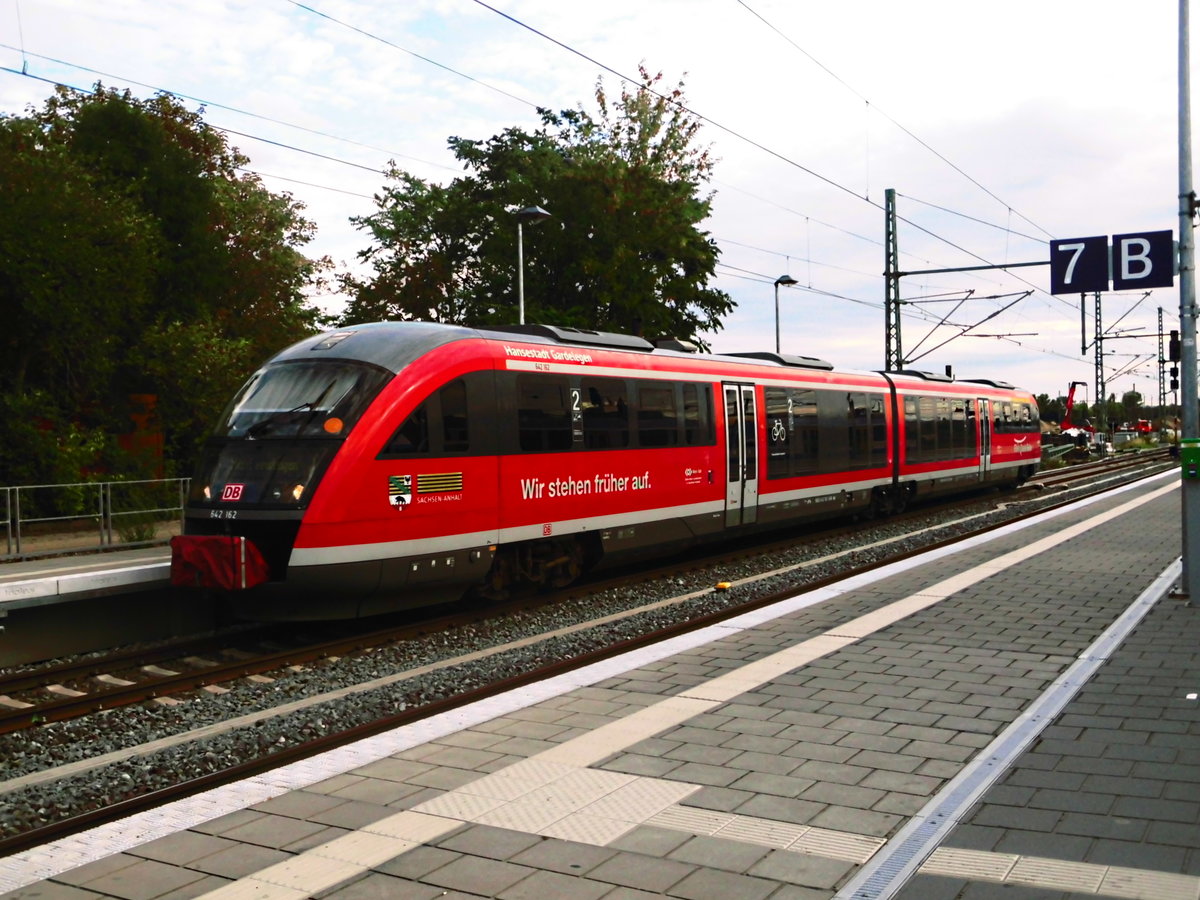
[{"left": 1112, "top": 230, "right": 1174, "bottom": 290}]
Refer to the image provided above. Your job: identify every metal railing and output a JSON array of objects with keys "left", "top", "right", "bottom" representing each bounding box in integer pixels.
[{"left": 1, "top": 478, "right": 189, "bottom": 561}]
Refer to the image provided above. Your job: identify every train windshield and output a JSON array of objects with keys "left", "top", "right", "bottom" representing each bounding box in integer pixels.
[{"left": 216, "top": 360, "right": 391, "bottom": 440}]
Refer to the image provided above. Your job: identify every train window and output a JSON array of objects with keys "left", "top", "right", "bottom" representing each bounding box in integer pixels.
[
  {"left": 441, "top": 379, "right": 468, "bottom": 452},
  {"left": 919, "top": 396, "right": 938, "bottom": 460},
  {"left": 376, "top": 371, "right": 494, "bottom": 459},
  {"left": 905, "top": 394, "right": 971, "bottom": 462},
  {"left": 683, "top": 383, "right": 715, "bottom": 445},
  {"left": 936, "top": 398, "right": 953, "bottom": 459},
  {"left": 765, "top": 387, "right": 818, "bottom": 479},
  {"left": 951, "top": 399, "right": 964, "bottom": 454},
  {"left": 517, "top": 375, "right": 573, "bottom": 451},
  {"left": 383, "top": 405, "right": 429, "bottom": 455},
  {"left": 794, "top": 390, "right": 819, "bottom": 473},
  {"left": 581, "top": 377, "right": 630, "bottom": 449},
  {"left": 726, "top": 390, "right": 740, "bottom": 481},
  {"left": 765, "top": 387, "right": 789, "bottom": 478},
  {"left": 995, "top": 402, "right": 1013, "bottom": 433},
  {"left": 636, "top": 381, "right": 680, "bottom": 448},
  {"left": 905, "top": 397, "right": 920, "bottom": 462},
  {"left": 218, "top": 360, "right": 391, "bottom": 440},
  {"left": 848, "top": 393, "right": 870, "bottom": 467},
  {"left": 845, "top": 393, "right": 887, "bottom": 470},
  {"left": 743, "top": 389, "right": 756, "bottom": 479},
  {"left": 1017, "top": 402, "right": 1037, "bottom": 430},
  {"left": 870, "top": 396, "right": 887, "bottom": 465}
]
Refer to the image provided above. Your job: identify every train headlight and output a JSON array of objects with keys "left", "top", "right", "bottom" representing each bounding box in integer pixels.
[
  {"left": 292, "top": 483, "right": 305, "bottom": 501},
  {"left": 203, "top": 484, "right": 212, "bottom": 500}
]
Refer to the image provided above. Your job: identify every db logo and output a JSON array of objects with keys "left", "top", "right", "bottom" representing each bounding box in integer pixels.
[
  {"left": 221, "top": 484, "right": 245, "bottom": 502},
  {"left": 542, "top": 524, "right": 553, "bottom": 536}
]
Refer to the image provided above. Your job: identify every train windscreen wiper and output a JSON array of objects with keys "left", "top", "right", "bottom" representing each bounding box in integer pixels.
[{"left": 245, "top": 382, "right": 337, "bottom": 438}]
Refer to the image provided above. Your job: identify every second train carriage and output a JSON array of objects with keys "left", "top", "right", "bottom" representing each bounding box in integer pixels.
[{"left": 172, "top": 322, "right": 1041, "bottom": 619}]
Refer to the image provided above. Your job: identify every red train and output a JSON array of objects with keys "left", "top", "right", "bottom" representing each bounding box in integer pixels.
[{"left": 171, "top": 322, "right": 1041, "bottom": 619}]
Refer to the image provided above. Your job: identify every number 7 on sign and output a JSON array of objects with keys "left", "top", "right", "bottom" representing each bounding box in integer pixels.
[{"left": 1049, "top": 235, "right": 1108, "bottom": 295}]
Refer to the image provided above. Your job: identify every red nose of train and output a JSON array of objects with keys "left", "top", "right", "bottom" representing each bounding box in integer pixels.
[{"left": 170, "top": 535, "right": 271, "bottom": 591}]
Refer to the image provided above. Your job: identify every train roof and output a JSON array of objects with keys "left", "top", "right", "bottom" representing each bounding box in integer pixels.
[
  {"left": 271, "top": 321, "right": 478, "bottom": 373},
  {"left": 270, "top": 322, "right": 661, "bottom": 373},
  {"left": 267, "top": 321, "right": 837, "bottom": 375},
  {"left": 267, "top": 321, "right": 1029, "bottom": 394}
]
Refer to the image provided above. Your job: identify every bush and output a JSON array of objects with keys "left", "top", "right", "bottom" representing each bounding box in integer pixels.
[{"left": 0, "top": 392, "right": 112, "bottom": 487}]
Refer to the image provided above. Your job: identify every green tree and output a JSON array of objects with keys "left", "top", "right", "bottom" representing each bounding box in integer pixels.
[
  {"left": 1072, "top": 401, "right": 1092, "bottom": 427},
  {"left": 0, "top": 113, "right": 156, "bottom": 486},
  {"left": 1120, "top": 390, "right": 1143, "bottom": 426},
  {"left": 1035, "top": 393, "right": 1058, "bottom": 423},
  {"left": 341, "top": 68, "right": 732, "bottom": 346},
  {"left": 0, "top": 85, "right": 327, "bottom": 483}
]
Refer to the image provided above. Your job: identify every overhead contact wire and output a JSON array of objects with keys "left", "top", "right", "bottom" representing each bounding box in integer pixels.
[{"left": 734, "top": 0, "right": 1054, "bottom": 240}]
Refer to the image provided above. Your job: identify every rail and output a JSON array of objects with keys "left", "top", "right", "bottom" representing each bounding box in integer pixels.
[{"left": 1, "top": 478, "right": 189, "bottom": 561}]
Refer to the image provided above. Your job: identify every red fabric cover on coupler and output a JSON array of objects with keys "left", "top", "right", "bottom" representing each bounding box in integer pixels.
[{"left": 170, "top": 535, "right": 270, "bottom": 590}]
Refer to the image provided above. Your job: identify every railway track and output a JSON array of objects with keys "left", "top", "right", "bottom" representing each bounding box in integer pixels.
[
  {"left": 0, "top": 454, "right": 1177, "bottom": 853},
  {"left": 1030, "top": 447, "right": 1170, "bottom": 488}
]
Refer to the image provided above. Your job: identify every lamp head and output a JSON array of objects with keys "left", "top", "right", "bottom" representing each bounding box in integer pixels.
[{"left": 516, "top": 205, "right": 552, "bottom": 224}]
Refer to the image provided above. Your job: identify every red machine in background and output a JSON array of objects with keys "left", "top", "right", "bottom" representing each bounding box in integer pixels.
[{"left": 1061, "top": 381, "right": 1094, "bottom": 433}]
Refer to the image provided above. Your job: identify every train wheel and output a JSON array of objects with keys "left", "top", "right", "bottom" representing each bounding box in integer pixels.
[
  {"left": 547, "top": 540, "right": 585, "bottom": 588},
  {"left": 473, "top": 554, "right": 514, "bottom": 602}
]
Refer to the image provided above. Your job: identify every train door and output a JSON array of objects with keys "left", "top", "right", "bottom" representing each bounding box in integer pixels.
[
  {"left": 978, "top": 398, "right": 992, "bottom": 478},
  {"left": 723, "top": 383, "right": 760, "bottom": 526}
]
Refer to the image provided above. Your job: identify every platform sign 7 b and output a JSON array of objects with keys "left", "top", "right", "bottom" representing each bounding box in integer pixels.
[{"left": 1050, "top": 230, "right": 1175, "bottom": 294}]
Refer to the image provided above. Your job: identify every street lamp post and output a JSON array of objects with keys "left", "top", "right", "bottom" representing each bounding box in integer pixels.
[
  {"left": 516, "top": 205, "right": 552, "bottom": 324},
  {"left": 774, "top": 274, "right": 798, "bottom": 353}
]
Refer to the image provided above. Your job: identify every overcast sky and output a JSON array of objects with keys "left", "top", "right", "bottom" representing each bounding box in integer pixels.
[{"left": 1, "top": 0, "right": 1193, "bottom": 402}]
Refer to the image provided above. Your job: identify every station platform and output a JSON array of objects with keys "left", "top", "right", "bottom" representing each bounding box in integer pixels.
[
  {"left": 0, "top": 548, "right": 186, "bottom": 666},
  {"left": 1, "top": 470, "right": 1196, "bottom": 900},
  {"left": 0, "top": 548, "right": 170, "bottom": 611}
]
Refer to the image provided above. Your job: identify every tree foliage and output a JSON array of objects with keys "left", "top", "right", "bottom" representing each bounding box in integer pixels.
[
  {"left": 341, "top": 68, "right": 733, "bottom": 346},
  {"left": 1034, "top": 393, "right": 1059, "bottom": 423},
  {"left": 0, "top": 85, "right": 328, "bottom": 484}
]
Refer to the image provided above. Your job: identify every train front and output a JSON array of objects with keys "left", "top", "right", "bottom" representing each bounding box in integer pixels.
[{"left": 171, "top": 331, "right": 393, "bottom": 609}]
